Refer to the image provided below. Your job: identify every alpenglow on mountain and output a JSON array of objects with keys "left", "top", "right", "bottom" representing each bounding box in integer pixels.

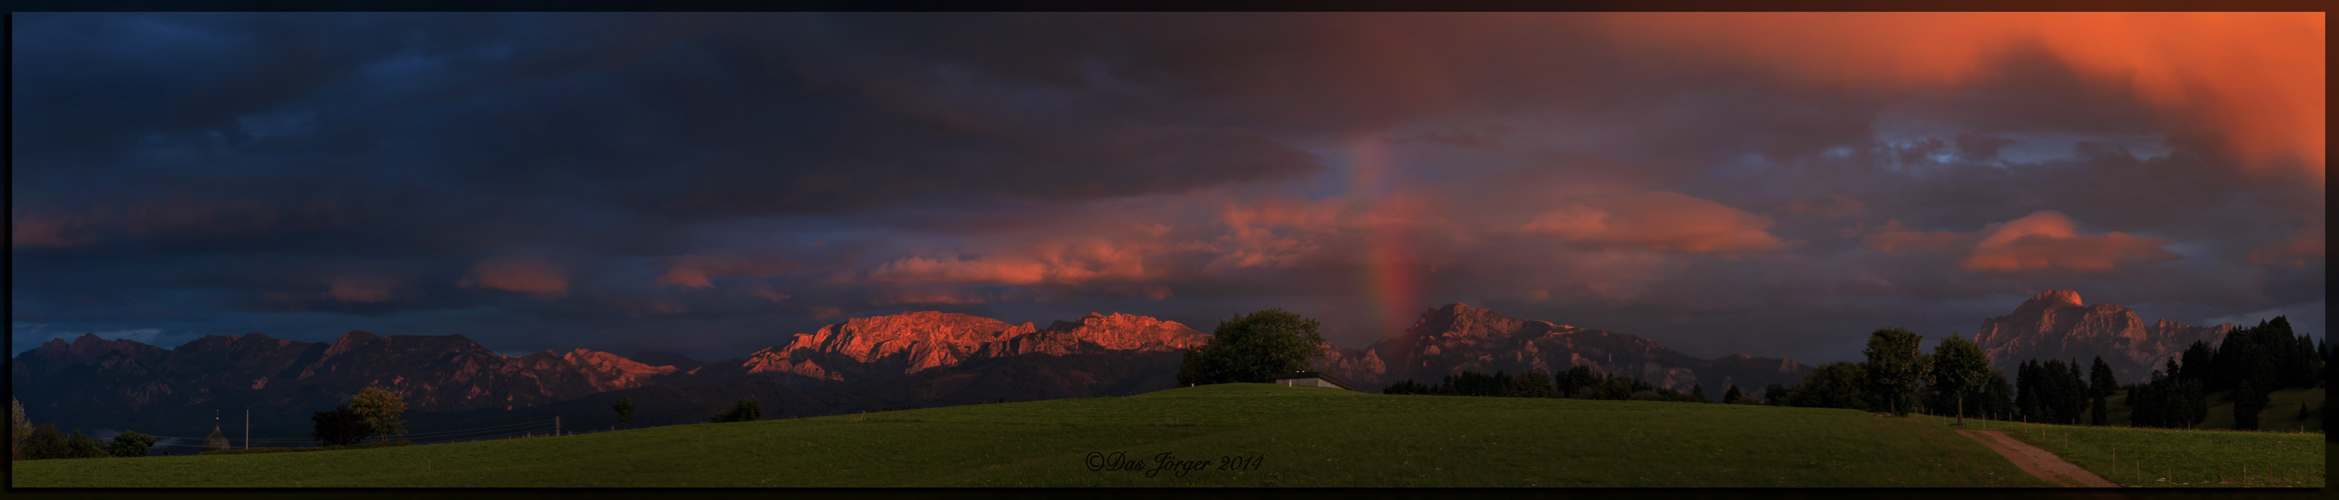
[
  {"left": 1970, "top": 289, "right": 2235, "bottom": 383},
  {"left": 15, "top": 305, "right": 1813, "bottom": 439}
]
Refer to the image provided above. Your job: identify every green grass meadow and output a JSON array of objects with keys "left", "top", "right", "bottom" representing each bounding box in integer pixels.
[
  {"left": 1914, "top": 412, "right": 2325, "bottom": 488},
  {"left": 12, "top": 383, "right": 2055, "bottom": 487}
]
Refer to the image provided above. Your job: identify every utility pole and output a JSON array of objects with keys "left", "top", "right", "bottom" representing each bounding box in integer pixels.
[
  {"left": 556, "top": 416, "right": 561, "bottom": 436},
  {"left": 245, "top": 409, "right": 250, "bottom": 450}
]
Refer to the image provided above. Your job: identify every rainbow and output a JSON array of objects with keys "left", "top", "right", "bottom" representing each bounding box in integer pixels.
[{"left": 1350, "top": 134, "right": 1423, "bottom": 338}]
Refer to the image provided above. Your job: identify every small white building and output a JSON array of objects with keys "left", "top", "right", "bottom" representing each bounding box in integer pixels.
[{"left": 1269, "top": 372, "right": 1354, "bottom": 391}]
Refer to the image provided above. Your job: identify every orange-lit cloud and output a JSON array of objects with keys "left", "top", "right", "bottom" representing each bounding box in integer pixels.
[
  {"left": 1518, "top": 192, "right": 1788, "bottom": 254},
  {"left": 11, "top": 199, "right": 340, "bottom": 247},
  {"left": 749, "top": 289, "right": 792, "bottom": 303},
  {"left": 866, "top": 288, "right": 999, "bottom": 305},
  {"left": 323, "top": 276, "right": 399, "bottom": 303},
  {"left": 457, "top": 257, "right": 569, "bottom": 295},
  {"left": 866, "top": 238, "right": 1166, "bottom": 287},
  {"left": 654, "top": 255, "right": 795, "bottom": 288},
  {"left": 1863, "top": 220, "right": 1963, "bottom": 253},
  {"left": 1784, "top": 195, "right": 1867, "bottom": 218},
  {"left": 1961, "top": 211, "right": 2178, "bottom": 272},
  {"left": 2246, "top": 226, "right": 2325, "bottom": 268},
  {"left": 1600, "top": 13, "right": 2324, "bottom": 179},
  {"left": 868, "top": 256, "right": 1050, "bottom": 285}
]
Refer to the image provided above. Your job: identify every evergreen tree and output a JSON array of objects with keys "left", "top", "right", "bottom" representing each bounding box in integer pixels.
[
  {"left": 2059, "top": 359, "right": 2087, "bottom": 424},
  {"left": 2177, "top": 341, "right": 2213, "bottom": 384},
  {"left": 1762, "top": 383, "right": 1790, "bottom": 406},
  {"left": 612, "top": 397, "right": 636, "bottom": 428},
  {"left": 1691, "top": 384, "right": 1707, "bottom": 403},
  {"left": 2232, "top": 379, "right": 2268, "bottom": 430},
  {"left": 1723, "top": 385, "right": 1743, "bottom": 404},
  {"left": 2090, "top": 396, "right": 2108, "bottom": 426},
  {"left": 2014, "top": 360, "right": 2039, "bottom": 422},
  {"left": 1381, "top": 379, "right": 1431, "bottom": 395},
  {"left": 1511, "top": 370, "right": 1557, "bottom": 398},
  {"left": 2089, "top": 356, "right": 2118, "bottom": 398},
  {"left": 1556, "top": 366, "right": 1601, "bottom": 398},
  {"left": 1981, "top": 369, "right": 2014, "bottom": 421}
]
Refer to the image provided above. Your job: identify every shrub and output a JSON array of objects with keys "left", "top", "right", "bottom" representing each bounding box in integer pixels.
[
  {"left": 710, "top": 397, "right": 763, "bottom": 423},
  {"left": 312, "top": 405, "right": 374, "bottom": 446},
  {"left": 107, "top": 430, "right": 155, "bottom": 458}
]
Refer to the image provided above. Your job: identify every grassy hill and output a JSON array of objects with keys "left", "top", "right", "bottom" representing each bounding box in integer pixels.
[{"left": 1, "top": 383, "right": 2113, "bottom": 487}]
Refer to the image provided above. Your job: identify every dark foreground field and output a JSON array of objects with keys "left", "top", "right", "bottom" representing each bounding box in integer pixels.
[{"left": 14, "top": 383, "right": 2310, "bottom": 487}]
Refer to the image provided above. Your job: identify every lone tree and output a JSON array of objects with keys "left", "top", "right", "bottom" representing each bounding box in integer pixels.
[
  {"left": 1176, "top": 309, "right": 1327, "bottom": 386},
  {"left": 1722, "top": 385, "right": 1743, "bottom": 404},
  {"left": 10, "top": 397, "right": 29, "bottom": 460},
  {"left": 1929, "top": 333, "right": 1991, "bottom": 425},
  {"left": 311, "top": 405, "right": 374, "bottom": 447},
  {"left": 613, "top": 397, "right": 637, "bottom": 428},
  {"left": 350, "top": 386, "right": 408, "bottom": 442},
  {"left": 106, "top": 430, "right": 155, "bottom": 458},
  {"left": 1862, "top": 327, "right": 1928, "bottom": 416}
]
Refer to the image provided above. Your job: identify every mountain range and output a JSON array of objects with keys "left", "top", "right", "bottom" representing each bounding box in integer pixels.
[
  {"left": 1310, "top": 303, "right": 1811, "bottom": 395},
  {"left": 15, "top": 293, "right": 2207, "bottom": 441}
]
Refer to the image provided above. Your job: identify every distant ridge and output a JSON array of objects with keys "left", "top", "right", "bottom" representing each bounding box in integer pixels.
[
  {"left": 1312, "top": 303, "right": 1811, "bottom": 394},
  {"left": 9, "top": 310, "right": 1212, "bottom": 438}
]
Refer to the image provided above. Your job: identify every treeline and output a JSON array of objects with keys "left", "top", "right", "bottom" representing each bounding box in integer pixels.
[
  {"left": 12, "top": 397, "right": 158, "bottom": 460},
  {"left": 1770, "top": 316, "right": 2326, "bottom": 432},
  {"left": 1381, "top": 366, "right": 1721, "bottom": 404},
  {"left": 2129, "top": 317, "right": 2324, "bottom": 430}
]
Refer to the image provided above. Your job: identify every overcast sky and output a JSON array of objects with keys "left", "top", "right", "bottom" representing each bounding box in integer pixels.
[{"left": 11, "top": 13, "right": 2324, "bottom": 365}]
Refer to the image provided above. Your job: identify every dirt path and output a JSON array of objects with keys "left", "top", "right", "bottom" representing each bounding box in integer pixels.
[{"left": 1957, "top": 429, "right": 2120, "bottom": 487}]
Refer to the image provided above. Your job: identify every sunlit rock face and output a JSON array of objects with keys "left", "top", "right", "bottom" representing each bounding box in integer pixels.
[
  {"left": 725, "top": 311, "right": 1207, "bottom": 385},
  {"left": 1312, "top": 303, "right": 1810, "bottom": 395},
  {"left": 1972, "top": 290, "right": 2232, "bottom": 383},
  {"left": 563, "top": 348, "right": 678, "bottom": 393}
]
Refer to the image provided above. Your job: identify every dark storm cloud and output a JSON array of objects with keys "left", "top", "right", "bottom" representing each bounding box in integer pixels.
[{"left": 11, "top": 13, "right": 2321, "bottom": 365}]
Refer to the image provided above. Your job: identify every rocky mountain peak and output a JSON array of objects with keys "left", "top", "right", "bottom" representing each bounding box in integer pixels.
[
  {"left": 1973, "top": 290, "right": 2232, "bottom": 383},
  {"left": 2022, "top": 289, "right": 2085, "bottom": 309}
]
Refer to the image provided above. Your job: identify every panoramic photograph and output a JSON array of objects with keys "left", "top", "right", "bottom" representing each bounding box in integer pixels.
[{"left": 8, "top": 11, "right": 2326, "bottom": 489}]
